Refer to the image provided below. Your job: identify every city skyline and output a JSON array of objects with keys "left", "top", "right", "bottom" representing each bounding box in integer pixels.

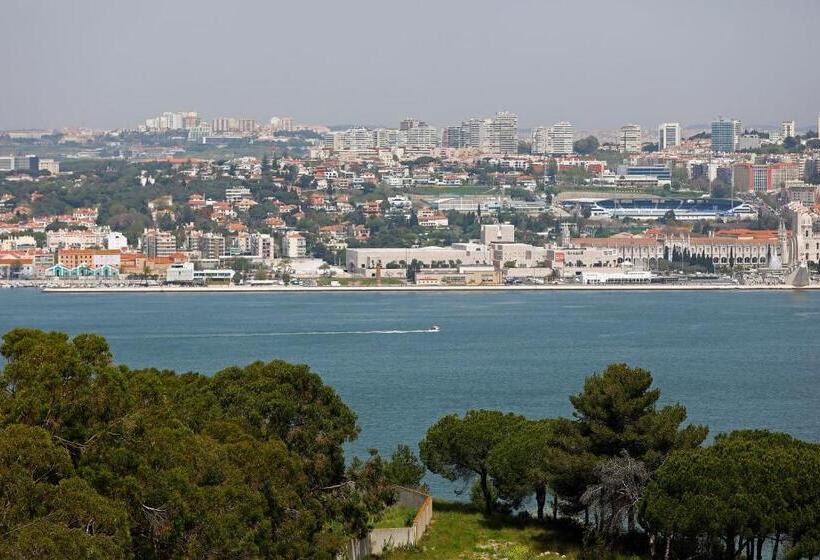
[{"left": 2, "top": 0, "right": 819, "bottom": 131}]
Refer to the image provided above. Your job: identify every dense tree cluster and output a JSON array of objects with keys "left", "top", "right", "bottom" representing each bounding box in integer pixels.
[
  {"left": 418, "top": 364, "right": 820, "bottom": 559},
  {"left": 643, "top": 431, "right": 820, "bottom": 560},
  {"left": 0, "top": 328, "right": 409, "bottom": 559}
]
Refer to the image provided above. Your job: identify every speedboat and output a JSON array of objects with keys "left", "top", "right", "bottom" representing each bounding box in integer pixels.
[{"left": 430, "top": 324, "right": 440, "bottom": 332}]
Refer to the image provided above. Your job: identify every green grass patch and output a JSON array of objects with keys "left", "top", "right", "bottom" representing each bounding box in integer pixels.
[
  {"left": 383, "top": 501, "right": 583, "bottom": 560},
  {"left": 374, "top": 504, "right": 419, "bottom": 529}
]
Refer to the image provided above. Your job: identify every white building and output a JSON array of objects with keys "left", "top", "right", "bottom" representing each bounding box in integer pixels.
[
  {"left": 106, "top": 232, "right": 128, "bottom": 251},
  {"left": 657, "top": 122, "right": 681, "bottom": 150},
  {"left": 249, "top": 233, "right": 275, "bottom": 260},
  {"left": 281, "top": 231, "right": 306, "bottom": 258},
  {"left": 487, "top": 112, "right": 518, "bottom": 155},
  {"left": 166, "top": 262, "right": 235, "bottom": 283},
  {"left": 781, "top": 120, "right": 796, "bottom": 139},
  {"left": 225, "top": 187, "right": 252, "bottom": 203},
  {"left": 461, "top": 118, "right": 489, "bottom": 149},
  {"left": 480, "top": 223, "right": 515, "bottom": 244},
  {"left": 46, "top": 229, "right": 108, "bottom": 250},
  {"left": 549, "top": 122, "right": 575, "bottom": 155},
  {"left": 531, "top": 127, "right": 550, "bottom": 155},
  {"left": 39, "top": 159, "right": 60, "bottom": 174},
  {"left": 406, "top": 125, "right": 439, "bottom": 150},
  {"left": 620, "top": 124, "right": 641, "bottom": 153}
]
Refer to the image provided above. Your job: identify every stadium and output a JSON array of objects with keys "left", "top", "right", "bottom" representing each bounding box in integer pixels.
[{"left": 560, "top": 197, "right": 757, "bottom": 221}]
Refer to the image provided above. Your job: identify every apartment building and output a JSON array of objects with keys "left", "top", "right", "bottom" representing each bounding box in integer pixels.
[{"left": 141, "top": 228, "right": 176, "bottom": 258}]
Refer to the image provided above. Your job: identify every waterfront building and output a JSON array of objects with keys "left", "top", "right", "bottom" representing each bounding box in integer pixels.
[
  {"left": 572, "top": 231, "right": 778, "bottom": 268},
  {"left": 657, "top": 122, "right": 681, "bottom": 150},
  {"left": 198, "top": 233, "right": 226, "bottom": 259},
  {"left": 346, "top": 225, "right": 551, "bottom": 276},
  {"left": 57, "top": 249, "right": 121, "bottom": 269},
  {"left": 166, "top": 262, "right": 235, "bottom": 284},
  {"left": 581, "top": 269, "right": 654, "bottom": 285},
  {"left": 0, "top": 255, "right": 35, "bottom": 279},
  {"left": 711, "top": 118, "right": 741, "bottom": 153},
  {"left": 786, "top": 203, "right": 820, "bottom": 265},
  {"left": 141, "top": 228, "right": 176, "bottom": 258},
  {"left": 620, "top": 124, "right": 641, "bottom": 153},
  {"left": 249, "top": 232, "right": 275, "bottom": 259},
  {"left": 282, "top": 231, "right": 306, "bottom": 258}
]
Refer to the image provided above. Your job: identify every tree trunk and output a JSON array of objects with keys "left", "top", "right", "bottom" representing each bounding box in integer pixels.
[
  {"left": 535, "top": 484, "right": 546, "bottom": 521},
  {"left": 480, "top": 470, "right": 492, "bottom": 514},
  {"left": 772, "top": 532, "right": 780, "bottom": 560},
  {"left": 726, "top": 533, "right": 736, "bottom": 560},
  {"left": 756, "top": 537, "right": 764, "bottom": 560},
  {"left": 664, "top": 533, "right": 673, "bottom": 560},
  {"left": 552, "top": 490, "right": 558, "bottom": 520},
  {"left": 648, "top": 532, "right": 656, "bottom": 560}
]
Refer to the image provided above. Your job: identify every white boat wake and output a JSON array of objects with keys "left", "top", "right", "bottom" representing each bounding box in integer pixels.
[{"left": 108, "top": 327, "right": 440, "bottom": 339}]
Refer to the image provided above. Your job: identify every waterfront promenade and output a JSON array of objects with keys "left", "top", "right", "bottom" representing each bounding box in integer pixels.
[{"left": 37, "top": 283, "right": 820, "bottom": 293}]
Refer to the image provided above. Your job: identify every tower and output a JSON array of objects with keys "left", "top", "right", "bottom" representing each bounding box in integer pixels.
[{"left": 777, "top": 218, "right": 789, "bottom": 266}]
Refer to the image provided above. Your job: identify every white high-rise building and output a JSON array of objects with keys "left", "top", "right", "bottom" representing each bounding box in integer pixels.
[
  {"left": 461, "top": 118, "right": 489, "bottom": 150},
  {"left": 531, "top": 127, "right": 550, "bottom": 154},
  {"left": 406, "top": 124, "right": 439, "bottom": 150},
  {"left": 620, "top": 124, "right": 642, "bottom": 153},
  {"left": 345, "top": 128, "right": 375, "bottom": 151},
  {"left": 548, "top": 122, "right": 575, "bottom": 155},
  {"left": 144, "top": 111, "right": 196, "bottom": 131},
  {"left": 487, "top": 111, "right": 518, "bottom": 155},
  {"left": 658, "top": 122, "right": 682, "bottom": 150},
  {"left": 373, "top": 128, "right": 402, "bottom": 149},
  {"left": 781, "top": 120, "right": 796, "bottom": 139},
  {"left": 270, "top": 116, "right": 294, "bottom": 132}
]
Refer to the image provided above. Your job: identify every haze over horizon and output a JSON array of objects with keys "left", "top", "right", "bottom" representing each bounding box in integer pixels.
[{"left": 2, "top": 0, "right": 819, "bottom": 131}]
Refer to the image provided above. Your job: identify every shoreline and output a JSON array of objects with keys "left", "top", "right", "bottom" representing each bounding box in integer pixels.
[{"left": 30, "top": 283, "right": 819, "bottom": 293}]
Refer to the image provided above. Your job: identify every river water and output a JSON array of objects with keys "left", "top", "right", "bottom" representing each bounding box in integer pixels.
[{"left": 1, "top": 289, "right": 818, "bottom": 496}]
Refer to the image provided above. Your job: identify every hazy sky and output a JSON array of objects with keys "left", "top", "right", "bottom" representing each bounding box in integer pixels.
[{"left": 2, "top": 0, "right": 819, "bottom": 131}]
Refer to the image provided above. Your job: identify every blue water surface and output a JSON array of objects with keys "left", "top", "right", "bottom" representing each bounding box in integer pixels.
[{"left": 1, "top": 289, "right": 818, "bottom": 496}]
